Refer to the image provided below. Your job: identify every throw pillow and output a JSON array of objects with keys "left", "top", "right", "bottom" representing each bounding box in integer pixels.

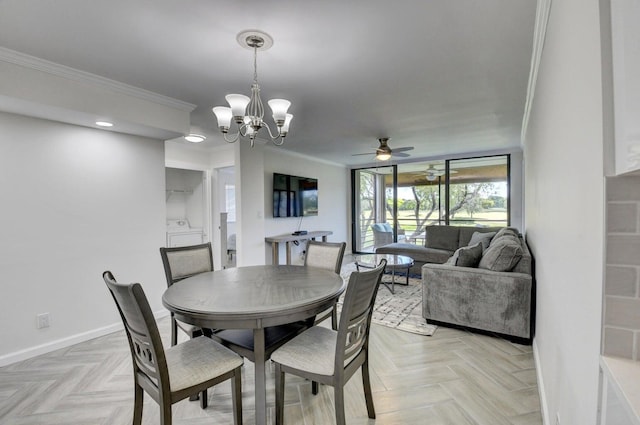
[
  {"left": 447, "top": 242, "right": 483, "bottom": 267},
  {"left": 492, "top": 227, "right": 519, "bottom": 241},
  {"left": 468, "top": 231, "right": 496, "bottom": 251},
  {"left": 478, "top": 237, "right": 523, "bottom": 272}
]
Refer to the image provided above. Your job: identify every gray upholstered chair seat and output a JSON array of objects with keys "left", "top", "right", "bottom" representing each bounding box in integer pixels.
[
  {"left": 166, "top": 336, "right": 244, "bottom": 392},
  {"left": 270, "top": 326, "right": 338, "bottom": 376}
]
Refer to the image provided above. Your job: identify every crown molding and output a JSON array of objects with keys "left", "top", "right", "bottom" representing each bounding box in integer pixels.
[{"left": 0, "top": 47, "right": 196, "bottom": 112}]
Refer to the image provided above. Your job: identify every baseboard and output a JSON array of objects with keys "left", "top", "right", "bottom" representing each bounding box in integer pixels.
[
  {"left": 533, "top": 339, "right": 550, "bottom": 425},
  {"left": 0, "top": 310, "right": 170, "bottom": 367}
]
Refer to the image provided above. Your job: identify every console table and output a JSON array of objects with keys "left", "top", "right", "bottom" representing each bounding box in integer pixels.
[{"left": 265, "top": 230, "right": 332, "bottom": 265}]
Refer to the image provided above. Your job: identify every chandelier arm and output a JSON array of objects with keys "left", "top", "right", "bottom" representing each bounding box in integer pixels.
[{"left": 261, "top": 122, "right": 283, "bottom": 139}]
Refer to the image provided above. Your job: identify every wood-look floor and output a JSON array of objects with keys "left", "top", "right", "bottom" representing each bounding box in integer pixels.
[{"left": 0, "top": 315, "right": 541, "bottom": 425}]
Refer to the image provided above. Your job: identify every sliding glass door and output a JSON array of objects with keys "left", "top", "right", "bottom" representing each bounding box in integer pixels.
[
  {"left": 352, "top": 154, "right": 510, "bottom": 253},
  {"left": 352, "top": 166, "right": 398, "bottom": 253}
]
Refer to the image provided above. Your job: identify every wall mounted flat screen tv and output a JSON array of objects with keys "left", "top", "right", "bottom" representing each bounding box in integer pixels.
[{"left": 273, "top": 173, "right": 318, "bottom": 217}]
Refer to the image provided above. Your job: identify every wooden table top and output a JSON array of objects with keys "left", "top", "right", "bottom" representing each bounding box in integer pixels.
[{"left": 162, "top": 265, "right": 345, "bottom": 327}]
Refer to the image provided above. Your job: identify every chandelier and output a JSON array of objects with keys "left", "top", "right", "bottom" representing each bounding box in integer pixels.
[{"left": 212, "top": 30, "right": 292, "bottom": 147}]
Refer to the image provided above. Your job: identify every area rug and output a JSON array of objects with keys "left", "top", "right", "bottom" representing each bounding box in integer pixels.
[{"left": 338, "top": 263, "right": 437, "bottom": 336}]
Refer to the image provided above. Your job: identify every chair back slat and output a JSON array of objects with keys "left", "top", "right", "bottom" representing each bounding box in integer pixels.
[
  {"left": 304, "top": 241, "right": 346, "bottom": 274},
  {"left": 160, "top": 243, "right": 213, "bottom": 285},
  {"left": 103, "top": 271, "right": 167, "bottom": 391},
  {"left": 336, "top": 260, "right": 386, "bottom": 365}
]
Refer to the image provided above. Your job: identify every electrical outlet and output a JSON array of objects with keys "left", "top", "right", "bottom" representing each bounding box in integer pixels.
[{"left": 36, "top": 313, "right": 50, "bottom": 329}]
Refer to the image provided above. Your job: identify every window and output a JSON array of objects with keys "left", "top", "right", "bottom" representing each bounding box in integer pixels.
[{"left": 351, "top": 154, "right": 510, "bottom": 253}]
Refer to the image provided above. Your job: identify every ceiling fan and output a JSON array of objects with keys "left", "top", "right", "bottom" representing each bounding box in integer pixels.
[
  {"left": 415, "top": 164, "right": 457, "bottom": 181},
  {"left": 352, "top": 138, "right": 414, "bottom": 161}
]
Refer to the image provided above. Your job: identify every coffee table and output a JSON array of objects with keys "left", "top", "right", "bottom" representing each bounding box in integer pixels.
[{"left": 355, "top": 253, "right": 414, "bottom": 294}]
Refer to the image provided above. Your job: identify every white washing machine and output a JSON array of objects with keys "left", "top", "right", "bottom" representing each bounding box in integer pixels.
[{"left": 166, "top": 219, "right": 204, "bottom": 247}]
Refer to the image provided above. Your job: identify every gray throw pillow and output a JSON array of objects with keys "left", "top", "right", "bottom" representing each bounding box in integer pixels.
[
  {"left": 492, "top": 227, "right": 519, "bottom": 241},
  {"left": 448, "top": 242, "right": 483, "bottom": 267},
  {"left": 468, "top": 231, "right": 496, "bottom": 251},
  {"left": 478, "top": 237, "right": 523, "bottom": 272}
]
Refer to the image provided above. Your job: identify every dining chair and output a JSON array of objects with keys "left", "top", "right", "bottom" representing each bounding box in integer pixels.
[
  {"left": 271, "top": 260, "right": 386, "bottom": 425},
  {"left": 102, "top": 271, "right": 243, "bottom": 425},
  {"left": 159, "top": 243, "right": 213, "bottom": 346},
  {"left": 304, "top": 240, "right": 346, "bottom": 329}
]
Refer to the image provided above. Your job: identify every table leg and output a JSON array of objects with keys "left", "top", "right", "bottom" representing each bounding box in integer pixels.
[
  {"left": 272, "top": 242, "right": 280, "bottom": 265},
  {"left": 285, "top": 241, "right": 292, "bottom": 265},
  {"left": 254, "top": 328, "right": 267, "bottom": 425}
]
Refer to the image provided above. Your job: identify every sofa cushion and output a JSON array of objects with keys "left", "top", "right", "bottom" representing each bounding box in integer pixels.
[
  {"left": 447, "top": 242, "right": 483, "bottom": 267},
  {"left": 425, "top": 226, "right": 460, "bottom": 251},
  {"left": 458, "top": 227, "right": 500, "bottom": 248},
  {"left": 376, "top": 243, "right": 453, "bottom": 264},
  {"left": 478, "top": 237, "right": 523, "bottom": 272},
  {"left": 468, "top": 231, "right": 496, "bottom": 251},
  {"left": 371, "top": 223, "right": 386, "bottom": 233},
  {"left": 381, "top": 222, "right": 393, "bottom": 232}
]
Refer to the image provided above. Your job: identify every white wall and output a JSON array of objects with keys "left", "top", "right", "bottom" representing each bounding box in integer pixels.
[
  {"left": 523, "top": 0, "right": 604, "bottom": 423},
  {"left": 0, "top": 112, "right": 167, "bottom": 365},
  {"left": 263, "top": 148, "right": 350, "bottom": 264}
]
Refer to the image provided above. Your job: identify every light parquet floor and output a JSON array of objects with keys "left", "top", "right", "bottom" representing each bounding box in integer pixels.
[{"left": 0, "top": 316, "right": 542, "bottom": 425}]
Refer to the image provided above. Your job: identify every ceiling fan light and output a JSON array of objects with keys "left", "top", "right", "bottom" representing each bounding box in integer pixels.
[
  {"left": 376, "top": 152, "right": 392, "bottom": 161},
  {"left": 212, "top": 106, "right": 233, "bottom": 130}
]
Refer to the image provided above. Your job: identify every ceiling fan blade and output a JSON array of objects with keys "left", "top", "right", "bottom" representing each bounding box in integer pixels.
[
  {"left": 351, "top": 152, "right": 375, "bottom": 156},
  {"left": 393, "top": 146, "right": 414, "bottom": 153},
  {"left": 393, "top": 152, "right": 411, "bottom": 158}
]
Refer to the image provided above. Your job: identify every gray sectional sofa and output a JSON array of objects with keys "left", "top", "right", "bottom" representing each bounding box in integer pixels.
[
  {"left": 376, "top": 225, "right": 501, "bottom": 275},
  {"left": 377, "top": 225, "right": 533, "bottom": 342}
]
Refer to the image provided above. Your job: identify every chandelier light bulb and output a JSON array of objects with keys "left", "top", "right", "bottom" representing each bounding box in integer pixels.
[
  {"left": 225, "top": 94, "right": 250, "bottom": 121},
  {"left": 212, "top": 106, "right": 233, "bottom": 130},
  {"left": 268, "top": 99, "right": 291, "bottom": 124},
  {"left": 281, "top": 114, "right": 293, "bottom": 134}
]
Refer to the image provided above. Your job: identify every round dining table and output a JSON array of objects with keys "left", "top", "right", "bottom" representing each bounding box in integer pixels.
[{"left": 162, "top": 264, "right": 345, "bottom": 425}]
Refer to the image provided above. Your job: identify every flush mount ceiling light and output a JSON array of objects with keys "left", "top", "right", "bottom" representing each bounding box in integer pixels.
[
  {"left": 184, "top": 134, "right": 206, "bottom": 143},
  {"left": 95, "top": 121, "right": 113, "bottom": 127},
  {"left": 212, "top": 30, "right": 292, "bottom": 147}
]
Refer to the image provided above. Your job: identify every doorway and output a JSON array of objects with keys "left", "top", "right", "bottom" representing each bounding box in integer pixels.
[{"left": 165, "top": 167, "right": 210, "bottom": 247}]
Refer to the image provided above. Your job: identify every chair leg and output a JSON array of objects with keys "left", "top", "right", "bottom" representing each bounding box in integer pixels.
[
  {"left": 334, "top": 384, "right": 346, "bottom": 425},
  {"left": 362, "top": 361, "right": 376, "bottom": 419},
  {"left": 160, "top": 398, "right": 172, "bottom": 425},
  {"left": 199, "top": 389, "right": 207, "bottom": 409},
  {"left": 170, "top": 314, "right": 178, "bottom": 346},
  {"left": 231, "top": 367, "right": 243, "bottom": 425},
  {"left": 275, "top": 363, "right": 285, "bottom": 425},
  {"left": 133, "top": 384, "right": 144, "bottom": 425}
]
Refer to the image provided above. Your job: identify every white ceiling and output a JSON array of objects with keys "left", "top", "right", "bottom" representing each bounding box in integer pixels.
[{"left": 0, "top": 0, "right": 536, "bottom": 166}]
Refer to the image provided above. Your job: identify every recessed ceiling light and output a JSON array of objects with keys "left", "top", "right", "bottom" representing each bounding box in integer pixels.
[
  {"left": 95, "top": 121, "right": 113, "bottom": 127},
  {"left": 185, "top": 134, "right": 206, "bottom": 143}
]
